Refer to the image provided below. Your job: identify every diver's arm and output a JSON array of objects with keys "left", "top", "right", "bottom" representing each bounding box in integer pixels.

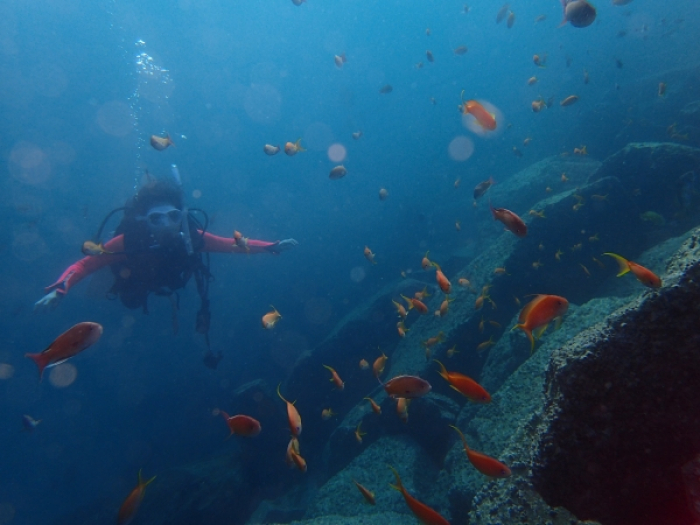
[
  {"left": 44, "top": 235, "right": 127, "bottom": 295},
  {"left": 199, "top": 231, "right": 277, "bottom": 254}
]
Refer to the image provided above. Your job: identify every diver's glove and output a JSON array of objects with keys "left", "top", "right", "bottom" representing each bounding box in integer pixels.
[
  {"left": 267, "top": 238, "right": 299, "bottom": 254},
  {"left": 33, "top": 290, "right": 62, "bottom": 313}
]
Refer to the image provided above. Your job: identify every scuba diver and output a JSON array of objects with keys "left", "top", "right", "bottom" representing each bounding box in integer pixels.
[{"left": 34, "top": 172, "right": 298, "bottom": 368}]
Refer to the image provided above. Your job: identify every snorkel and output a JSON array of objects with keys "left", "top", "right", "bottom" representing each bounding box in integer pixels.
[{"left": 171, "top": 164, "right": 193, "bottom": 256}]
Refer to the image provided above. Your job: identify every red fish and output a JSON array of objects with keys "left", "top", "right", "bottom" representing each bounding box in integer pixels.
[
  {"left": 277, "top": 383, "right": 302, "bottom": 437},
  {"left": 462, "top": 99, "right": 497, "bottom": 130},
  {"left": 434, "top": 360, "right": 490, "bottom": 403},
  {"left": 513, "top": 294, "right": 569, "bottom": 351},
  {"left": 323, "top": 364, "right": 345, "bottom": 390},
  {"left": 490, "top": 203, "right": 527, "bottom": 237},
  {"left": 25, "top": 322, "right": 103, "bottom": 380},
  {"left": 432, "top": 263, "right": 452, "bottom": 294},
  {"left": 117, "top": 470, "right": 156, "bottom": 525},
  {"left": 402, "top": 294, "right": 429, "bottom": 314},
  {"left": 389, "top": 466, "right": 450, "bottom": 525},
  {"left": 603, "top": 252, "right": 662, "bottom": 288},
  {"left": 450, "top": 426, "right": 511, "bottom": 478},
  {"left": 220, "top": 411, "right": 261, "bottom": 437},
  {"left": 383, "top": 375, "right": 432, "bottom": 399},
  {"left": 353, "top": 480, "right": 376, "bottom": 505}
]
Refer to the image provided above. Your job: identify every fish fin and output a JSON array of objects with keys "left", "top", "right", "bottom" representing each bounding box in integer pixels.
[
  {"left": 166, "top": 134, "right": 176, "bottom": 148},
  {"left": 24, "top": 352, "right": 47, "bottom": 380},
  {"left": 515, "top": 323, "right": 535, "bottom": 352},
  {"left": 433, "top": 359, "right": 448, "bottom": 379},
  {"left": 603, "top": 252, "right": 631, "bottom": 277},
  {"left": 295, "top": 139, "right": 306, "bottom": 152},
  {"left": 533, "top": 324, "right": 549, "bottom": 340}
]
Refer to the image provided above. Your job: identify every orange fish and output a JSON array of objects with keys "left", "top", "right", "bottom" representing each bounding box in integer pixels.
[
  {"left": 373, "top": 351, "right": 388, "bottom": 378},
  {"left": 364, "top": 396, "right": 381, "bottom": 414},
  {"left": 490, "top": 203, "right": 527, "bottom": 237},
  {"left": 450, "top": 426, "right": 511, "bottom": 478},
  {"left": 434, "top": 360, "right": 490, "bottom": 403},
  {"left": 476, "top": 337, "right": 495, "bottom": 352},
  {"left": 396, "top": 320, "right": 409, "bottom": 337},
  {"left": 383, "top": 375, "right": 432, "bottom": 399},
  {"left": 560, "top": 95, "right": 579, "bottom": 106},
  {"left": 574, "top": 145, "right": 588, "bottom": 155},
  {"left": 321, "top": 408, "right": 336, "bottom": 420},
  {"left": 422, "top": 332, "right": 445, "bottom": 349},
  {"left": 514, "top": 294, "right": 569, "bottom": 351},
  {"left": 473, "top": 176, "right": 496, "bottom": 200},
  {"left": 261, "top": 306, "right": 281, "bottom": 329},
  {"left": 421, "top": 251, "right": 432, "bottom": 270},
  {"left": 150, "top": 134, "right": 174, "bottom": 151},
  {"left": 323, "top": 364, "right": 345, "bottom": 390},
  {"left": 364, "top": 246, "right": 377, "bottom": 264},
  {"left": 458, "top": 277, "right": 473, "bottom": 289},
  {"left": 25, "top": 322, "right": 103, "bottom": 380},
  {"left": 396, "top": 397, "right": 410, "bottom": 423},
  {"left": 527, "top": 76, "right": 538, "bottom": 85},
  {"left": 392, "top": 299, "right": 408, "bottom": 319},
  {"left": 354, "top": 422, "right": 366, "bottom": 443},
  {"left": 285, "top": 436, "right": 301, "bottom": 467},
  {"left": 289, "top": 449, "right": 307, "bottom": 472},
  {"left": 353, "top": 480, "right": 376, "bottom": 505},
  {"left": 431, "top": 263, "right": 452, "bottom": 293},
  {"left": 533, "top": 54, "right": 546, "bottom": 68},
  {"left": 220, "top": 411, "right": 262, "bottom": 437},
  {"left": 414, "top": 286, "right": 431, "bottom": 300},
  {"left": 402, "top": 294, "right": 429, "bottom": 314},
  {"left": 531, "top": 98, "right": 547, "bottom": 112},
  {"left": 603, "top": 253, "right": 662, "bottom": 288},
  {"left": 461, "top": 97, "right": 497, "bottom": 130},
  {"left": 277, "top": 383, "right": 302, "bottom": 437},
  {"left": 437, "top": 298, "right": 453, "bottom": 317},
  {"left": 359, "top": 359, "right": 370, "bottom": 370},
  {"left": 446, "top": 345, "right": 459, "bottom": 358},
  {"left": 284, "top": 138, "right": 305, "bottom": 156},
  {"left": 389, "top": 466, "right": 450, "bottom": 525},
  {"left": 117, "top": 470, "right": 156, "bottom": 525}
]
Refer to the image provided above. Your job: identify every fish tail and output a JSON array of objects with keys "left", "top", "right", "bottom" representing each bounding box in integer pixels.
[
  {"left": 387, "top": 465, "right": 403, "bottom": 490},
  {"left": 603, "top": 253, "right": 631, "bottom": 277},
  {"left": 295, "top": 139, "right": 306, "bottom": 152},
  {"left": 24, "top": 352, "right": 47, "bottom": 381},
  {"left": 449, "top": 424, "right": 469, "bottom": 450},
  {"left": 276, "top": 383, "right": 290, "bottom": 405},
  {"left": 219, "top": 410, "right": 230, "bottom": 421},
  {"left": 433, "top": 359, "right": 448, "bottom": 379}
]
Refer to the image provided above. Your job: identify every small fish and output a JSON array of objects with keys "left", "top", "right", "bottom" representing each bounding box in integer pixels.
[
  {"left": 402, "top": 294, "right": 429, "bottom": 314},
  {"left": 490, "top": 204, "right": 527, "bottom": 237},
  {"left": 383, "top": 375, "right": 432, "bottom": 399},
  {"left": 263, "top": 144, "right": 280, "bottom": 155},
  {"left": 329, "top": 165, "right": 347, "bottom": 180},
  {"left": 513, "top": 295, "right": 569, "bottom": 352},
  {"left": 434, "top": 360, "right": 490, "bottom": 402},
  {"left": 220, "top": 411, "right": 261, "bottom": 437},
  {"left": 580, "top": 263, "right": 591, "bottom": 277},
  {"left": 364, "top": 397, "right": 381, "bottom": 415},
  {"left": 527, "top": 76, "right": 538, "bottom": 85},
  {"left": 393, "top": 299, "right": 408, "bottom": 319},
  {"left": 454, "top": 178, "right": 461, "bottom": 188},
  {"left": 533, "top": 54, "right": 547, "bottom": 68},
  {"left": 379, "top": 188, "right": 389, "bottom": 201},
  {"left": 425, "top": 28, "right": 431, "bottom": 36},
  {"left": 82, "top": 241, "right": 111, "bottom": 256},
  {"left": 458, "top": 277, "right": 472, "bottom": 289},
  {"left": 432, "top": 263, "right": 452, "bottom": 294},
  {"left": 352, "top": 131, "right": 363, "bottom": 140},
  {"left": 389, "top": 466, "right": 450, "bottom": 525},
  {"left": 583, "top": 69, "right": 590, "bottom": 84},
  {"left": 455, "top": 221, "right": 461, "bottom": 231},
  {"left": 284, "top": 139, "right": 305, "bottom": 156},
  {"left": 529, "top": 209, "right": 546, "bottom": 219},
  {"left": 555, "top": 249, "right": 564, "bottom": 261},
  {"left": 359, "top": 359, "right": 370, "bottom": 370},
  {"left": 379, "top": 84, "right": 393, "bottom": 94},
  {"left": 334, "top": 53, "right": 347, "bottom": 68},
  {"left": 437, "top": 298, "right": 453, "bottom": 317},
  {"left": 532, "top": 98, "right": 547, "bottom": 112},
  {"left": 571, "top": 243, "right": 583, "bottom": 251},
  {"left": 25, "top": 322, "right": 103, "bottom": 380},
  {"left": 421, "top": 251, "right": 433, "bottom": 270},
  {"left": 507, "top": 11, "right": 515, "bottom": 28},
  {"left": 450, "top": 426, "right": 511, "bottom": 477},
  {"left": 277, "top": 383, "right": 302, "bottom": 436},
  {"left": 473, "top": 177, "right": 496, "bottom": 200},
  {"left": 523, "top": 137, "right": 532, "bottom": 146},
  {"left": 396, "top": 397, "right": 410, "bottom": 423},
  {"left": 117, "top": 470, "right": 156, "bottom": 525},
  {"left": 561, "top": 173, "right": 569, "bottom": 182},
  {"left": 591, "top": 194, "right": 608, "bottom": 201},
  {"left": 532, "top": 260, "right": 544, "bottom": 270},
  {"left": 461, "top": 97, "right": 497, "bottom": 130},
  {"left": 285, "top": 436, "right": 301, "bottom": 467},
  {"left": 397, "top": 320, "right": 409, "bottom": 337},
  {"left": 426, "top": 50, "right": 434, "bottom": 62},
  {"left": 422, "top": 332, "right": 445, "bottom": 349},
  {"left": 535, "top": 14, "right": 547, "bottom": 23},
  {"left": 592, "top": 257, "right": 605, "bottom": 268},
  {"left": 589, "top": 233, "right": 600, "bottom": 242},
  {"left": 364, "top": 246, "right": 377, "bottom": 264},
  {"left": 321, "top": 408, "right": 336, "bottom": 420},
  {"left": 149, "top": 134, "right": 174, "bottom": 151},
  {"left": 489, "top": 321, "right": 502, "bottom": 329},
  {"left": 512, "top": 146, "right": 523, "bottom": 158},
  {"left": 574, "top": 145, "right": 588, "bottom": 155},
  {"left": 323, "top": 364, "right": 345, "bottom": 390},
  {"left": 559, "top": 0, "right": 597, "bottom": 28},
  {"left": 494, "top": 267, "right": 509, "bottom": 275},
  {"left": 373, "top": 351, "right": 388, "bottom": 378},
  {"left": 354, "top": 422, "right": 366, "bottom": 443},
  {"left": 415, "top": 62, "right": 424, "bottom": 69},
  {"left": 603, "top": 253, "right": 662, "bottom": 288},
  {"left": 560, "top": 95, "right": 580, "bottom": 106},
  {"left": 233, "top": 230, "right": 249, "bottom": 251},
  {"left": 289, "top": 449, "right": 307, "bottom": 472},
  {"left": 658, "top": 82, "right": 666, "bottom": 97},
  {"left": 476, "top": 337, "right": 495, "bottom": 352},
  {"left": 353, "top": 480, "right": 376, "bottom": 505},
  {"left": 496, "top": 3, "right": 510, "bottom": 23},
  {"left": 261, "top": 306, "right": 281, "bottom": 329},
  {"left": 446, "top": 345, "right": 459, "bottom": 358},
  {"left": 454, "top": 46, "right": 468, "bottom": 55},
  {"left": 22, "top": 415, "right": 41, "bottom": 432}
]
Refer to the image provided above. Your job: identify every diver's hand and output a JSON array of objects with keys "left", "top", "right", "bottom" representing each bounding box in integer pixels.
[
  {"left": 33, "top": 290, "right": 62, "bottom": 313},
  {"left": 267, "top": 238, "right": 298, "bottom": 254}
]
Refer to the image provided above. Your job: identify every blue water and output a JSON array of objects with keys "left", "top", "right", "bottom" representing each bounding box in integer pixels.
[{"left": 0, "top": 0, "right": 699, "bottom": 523}]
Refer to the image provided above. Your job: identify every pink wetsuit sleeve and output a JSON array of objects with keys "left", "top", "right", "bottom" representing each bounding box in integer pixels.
[
  {"left": 45, "top": 235, "right": 127, "bottom": 295},
  {"left": 200, "top": 231, "right": 276, "bottom": 254}
]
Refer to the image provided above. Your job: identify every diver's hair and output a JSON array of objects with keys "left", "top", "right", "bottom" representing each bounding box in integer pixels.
[{"left": 132, "top": 179, "right": 184, "bottom": 215}]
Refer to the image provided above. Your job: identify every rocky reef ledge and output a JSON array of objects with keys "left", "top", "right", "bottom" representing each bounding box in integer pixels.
[{"left": 469, "top": 227, "right": 700, "bottom": 525}]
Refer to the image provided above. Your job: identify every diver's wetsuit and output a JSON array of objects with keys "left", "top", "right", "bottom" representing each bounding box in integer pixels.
[{"left": 45, "top": 232, "right": 276, "bottom": 295}]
